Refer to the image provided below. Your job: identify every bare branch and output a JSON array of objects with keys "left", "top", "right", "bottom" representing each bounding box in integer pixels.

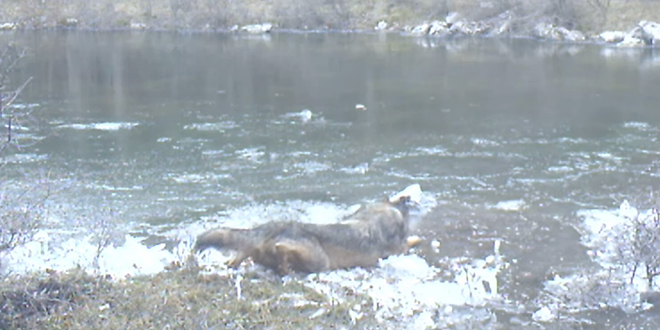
[{"left": 4, "top": 76, "right": 33, "bottom": 108}]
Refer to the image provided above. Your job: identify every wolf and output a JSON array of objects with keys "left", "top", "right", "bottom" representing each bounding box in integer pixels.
[{"left": 194, "top": 189, "right": 422, "bottom": 275}]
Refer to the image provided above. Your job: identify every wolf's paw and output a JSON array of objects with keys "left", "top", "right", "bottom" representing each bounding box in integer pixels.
[{"left": 406, "top": 235, "right": 423, "bottom": 248}]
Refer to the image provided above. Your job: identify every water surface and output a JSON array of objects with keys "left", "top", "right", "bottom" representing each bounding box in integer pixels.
[{"left": 3, "top": 31, "right": 660, "bottom": 328}]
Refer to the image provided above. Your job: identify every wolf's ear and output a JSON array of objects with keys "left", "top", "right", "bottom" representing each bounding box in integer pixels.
[{"left": 391, "top": 195, "right": 411, "bottom": 206}]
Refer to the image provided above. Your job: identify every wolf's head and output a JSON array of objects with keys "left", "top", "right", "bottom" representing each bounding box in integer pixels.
[
  {"left": 387, "top": 184, "right": 422, "bottom": 218},
  {"left": 387, "top": 195, "right": 415, "bottom": 218}
]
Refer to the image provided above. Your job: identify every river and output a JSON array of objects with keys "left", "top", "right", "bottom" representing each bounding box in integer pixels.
[{"left": 2, "top": 31, "right": 660, "bottom": 329}]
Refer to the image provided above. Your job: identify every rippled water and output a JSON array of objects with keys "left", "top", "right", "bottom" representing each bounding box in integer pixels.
[{"left": 2, "top": 31, "right": 660, "bottom": 328}]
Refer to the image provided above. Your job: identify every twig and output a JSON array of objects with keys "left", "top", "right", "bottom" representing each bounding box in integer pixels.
[{"left": 4, "top": 76, "right": 33, "bottom": 108}]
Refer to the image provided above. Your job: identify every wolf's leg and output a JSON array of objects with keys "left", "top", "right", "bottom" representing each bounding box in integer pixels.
[
  {"left": 275, "top": 240, "right": 330, "bottom": 274},
  {"left": 226, "top": 251, "right": 250, "bottom": 269}
]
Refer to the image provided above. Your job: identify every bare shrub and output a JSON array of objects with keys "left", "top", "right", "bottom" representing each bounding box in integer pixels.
[
  {"left": 88, "top": 208, "right": 124, "bottom": 271},
  {"left": 0, "top": 44, "right": 32, "bottom": 152},
  {"left": 585, "top": 0, "right": 611, "bottom": 28},
  {"left": 0, "top": 43, "right": 44, "bottom": 261},
  {"left": 0, "top": 187, "right": 47, "bottom": 255},
  {"left": 613, "top": 206, "right": 660, "bottom": 288}
]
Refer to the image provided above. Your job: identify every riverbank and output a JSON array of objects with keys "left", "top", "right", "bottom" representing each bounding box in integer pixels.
[
  {"left": 3, "top": 0, "right": 660, "bottom": 48},
  {"left": 1, "top": 0, "right": 659, "bottom": 36}
]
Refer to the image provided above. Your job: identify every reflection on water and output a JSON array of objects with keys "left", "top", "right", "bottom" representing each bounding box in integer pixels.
[{"left": 2, "top": 31, "right": 660, "bottom": 328}]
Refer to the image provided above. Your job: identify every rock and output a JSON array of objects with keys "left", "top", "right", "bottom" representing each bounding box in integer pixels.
[
  {"left": 446, "top": 12, "right": 461, "bottom": 25},
  {"left": 410, "top": 22, "right": 430, "bottom": 36},
  {"left": 449, "top": 21, "right": 487, "bottom": 35},
  {"left": 535, "top": 23, "right": 561, "bottom": 39},
  {"left": 130, "top": 22, "right": 147, "bottom": 30},
  {"left": 562, "top": 28, "right": 586, "bottom": 42},
  {"left": 617, "top": 25, "right": 651, "bottom": 47},
  {"left": 616, "top": 21, "right": 660, "bottom": 47},
  {"left": 599, "top": 31, "right": 626, "bottom": 43},
  {"left": 492, "top": 21, "right": 510, "bottom": 35},
  {"left": 428, "top": 20, "right": 449, "bottom": 35},
  {"left": 59, "top": 18, "right": 78, "bottom": 27},
  {"left": 241, "top": 23, "right": 273, "bottom": 34},
  {"left": 489, "top": 12, "right": 513, "bottom": 36},
  {"left": 534, "top": 23, "right": 585, "bottom": 42},
  {"left": 0, "top": 22, "right": 16, "bottom": 30},
  {"left": 639, "top": 20, "right": 660, "bottom": 44},
  {"left": 375, "top": 21, "right": 388, "bottom": 31},
  {"left": 618, "top": 33, "right": 647, "bottom": 47}
]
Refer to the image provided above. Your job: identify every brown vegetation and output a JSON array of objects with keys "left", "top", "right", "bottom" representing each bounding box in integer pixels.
[
  {"left": 0, "top": 0, "right": 659, "bottom": 33},
  {"left": 0, "top": 267, "right": 376, "bottom": 330}
]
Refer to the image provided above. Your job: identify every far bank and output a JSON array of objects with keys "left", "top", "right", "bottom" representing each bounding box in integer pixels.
[{"left": 2, "top": 0, "right": 660, "bottom": 37}]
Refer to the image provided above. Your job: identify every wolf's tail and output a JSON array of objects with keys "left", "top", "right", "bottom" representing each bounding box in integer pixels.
[{"left": 194, "top": 228, "right": 257, "bottom": 253}]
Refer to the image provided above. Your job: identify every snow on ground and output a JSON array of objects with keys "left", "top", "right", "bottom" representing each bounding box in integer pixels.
[
  {"left": 302, "top": 246, "right": 505, "bottom": 329},
  {"left": 3, "top": 233, "right": 175, "bottom": 276},
  {"left": 533, "top": 201, "right": 658, "bottom": 322},
  {"left": 1, "top": 185, "right": 507, "bottom": 329}
]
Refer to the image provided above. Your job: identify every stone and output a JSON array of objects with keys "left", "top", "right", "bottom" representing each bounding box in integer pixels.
[
  {"left": 599, "top": 31, "right": 626, "bottom": 43},
  {"left": 241, "top": 23, "right": 273, "bottom": 34}
]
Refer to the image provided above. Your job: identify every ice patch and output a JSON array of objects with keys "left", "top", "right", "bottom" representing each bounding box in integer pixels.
[
  {"left": 291, "top": 161, "right": 332, "bottom": 174},
  {"left": 470, "top": 138, "right": 500, "bottom": 147},
  {"left": 8, "top": 102, "right": 40, "bottom": 110},
  {"left": 58, "top": 122, "right": 139, "bottom": 131},
  {"left": 166, "top": 172, "right": 233, "bottom": 184},
  {"left": 282, "top": 109, "right": 313, "bottom": 123},
  {"left": 622, "top": 122, "right": 650, "bottom": 129},
  {"left": 304, "top": 243, "right": 506, "bottom": 329},
  {"left": 235, "top": 147, "right": 265, "bottom": 162},
  {"left": 183, "top": 122, "right": 236, "bottom": 132},
  {"left": 547, "top": 165, "right": 573, "bottom": 173},
  {"left": 535, "top": 201, "right": 660, "bottom": 321},
  {"left": 339, "top": 162, "right": 369, "bottom": 174},
  {"left": 1, "top": 153, "right": 48, "bottom": 164},
  {"left": 414, "top": 146, "right": 450, "bottom": 156},
  {"left": 90, "top": 184, "right": 145, "bottom": 191},
  {"left": 3, "top": 233, "right": 175, "bottom": 278},
  {"left": 492, "top": 199, "right": 526, "bottom": 211}
]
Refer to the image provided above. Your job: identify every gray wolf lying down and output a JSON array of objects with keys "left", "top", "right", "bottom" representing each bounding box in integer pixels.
[{"left": 195, "top": 188, "right": 422, "bottom": 274}]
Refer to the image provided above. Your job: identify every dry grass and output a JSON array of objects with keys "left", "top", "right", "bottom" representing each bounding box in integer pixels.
[
  {"left": 605, "top": 0, "right": 660, "bottom": 30},
  {"left": 1, "top": 0, "right": 657, "bottom": 32},
  {"left": 1, "top": 265, "right": 376, "bottom": 330}
]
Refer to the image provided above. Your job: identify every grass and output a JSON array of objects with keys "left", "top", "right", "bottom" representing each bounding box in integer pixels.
[{"left": 1, "top": 262, "right": 378, "bottom": 330}]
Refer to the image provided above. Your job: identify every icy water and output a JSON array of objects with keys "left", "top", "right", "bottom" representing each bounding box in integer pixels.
[{"left": 3, "top": 31, "right": 660, "bottom": 328}]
